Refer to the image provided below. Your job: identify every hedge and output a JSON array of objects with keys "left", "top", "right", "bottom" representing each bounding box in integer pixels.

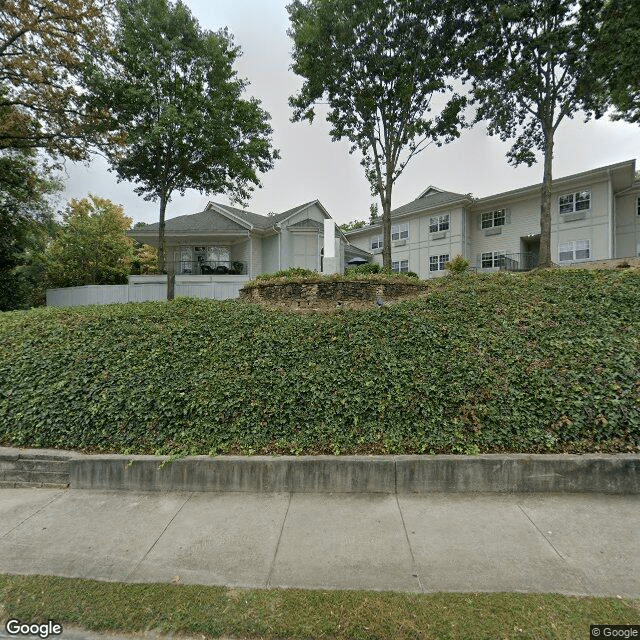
[{"left": 0, "top": 269, "right": 638, "bottom": 456}]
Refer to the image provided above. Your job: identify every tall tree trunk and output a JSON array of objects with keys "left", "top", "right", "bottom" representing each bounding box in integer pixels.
[
  {"left": 539, "top": 128, "right": 554, "bottom": 268},
  {"left": 157, "top": 194, "right": 167, "bottom": 273},
  {"left": 157, "top": 194, "right": 175, "bottom": 300},
  {"left": 381, "top": 171, "right": 393, "bottom": 270}
]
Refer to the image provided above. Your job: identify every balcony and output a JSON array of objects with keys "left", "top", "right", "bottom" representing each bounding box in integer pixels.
[{"left": 497, "top": 252, "right": 538, "bottom": 272}]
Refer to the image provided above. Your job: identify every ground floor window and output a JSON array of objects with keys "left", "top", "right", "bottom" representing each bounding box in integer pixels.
[
  {"left": 177, "top": 246, "right": 231, "bottom": 273},
  {"left": 481, "top": 251, "right": 505, "bottom": 268},
  {"left": 637, "top": 196, "right": 640, "bottom": 216},
  {"left": 429, "top": 254, "right": 449, "bottom": 271},
  {"left": 392, "top": 259, "right": 409, "bottom": 273},
  {"left": 558, "top": 240, "right": 590, "bottom": 262}
]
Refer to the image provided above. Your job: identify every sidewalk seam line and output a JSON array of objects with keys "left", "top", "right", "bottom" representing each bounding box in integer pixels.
[
  {"left": 516, "top": 502, "right": 596, "bottom": 596},
  {"left": 0, "top": 488, "right": 66, "bottom": 539},
  {"left": 123, "top": 492, "right": 194, "bottom": 583},
  {"left": 266, "top": 491, "right": 292, "bottom": 589},
  {"left": 395, "top": 494, "right": 423, "bottom": 593}
]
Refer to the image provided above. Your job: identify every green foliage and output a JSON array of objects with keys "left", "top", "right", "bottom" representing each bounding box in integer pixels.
[
  {"left": 339, "top": 220, "right": 366, "bottom": 231},
  {"left": 0, "top": 147, "right": 61, "bottom": 310},
  {"left": 287, "top": 0, "right": 466, "bottom": 268},
  {"left": 345, "top": 262, "right": 380, "bottom": 275},
  {"left": 1, "top": 270, "right": 638, "bottom": 457},
  {"left": 45, "top": 195, "right": 135, "bottom": 287},
  {"left": 405, "top": 271, "right": 419, "bottom": 279},
  {"left": 130, "top": 242, "right": 158, "bottom": 275},
  {"left": 445, "top": 255, "right": 470, "bottom": 275},
  {"left": 585, "top": 0, "right": 640, "bottom": 123},
  {"left": 254, "top": 267, "right": 318, "bottom": 281},
  {"left": 1, "top": 574, "right": 638, "bottom": 640},
  {"left": 0, "top": 1, "right": 114, "bottom": 160},
  {"left": 84, "top": 0, "right": 279, "bottom": 273}
]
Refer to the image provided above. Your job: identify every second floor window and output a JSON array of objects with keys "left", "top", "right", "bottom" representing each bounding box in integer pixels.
[
  {"left": 481, "top": 209, "right": 506, "bottom": 229},
  {"left": 429, "top": 214, "right": 449, "bottom": 232},
  {"left": 391, "top": 223, "right": 409, "bottom": 240},
  {"left": 559, "top": 190, "right": 590, "bottom": 214},
  {"left": 371, "top": 235, "right": 383, "bottom": 250}
]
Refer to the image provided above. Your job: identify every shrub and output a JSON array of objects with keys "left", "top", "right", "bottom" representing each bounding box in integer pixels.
[
  {"left": 1, "top": 270, "right": 638, "bottom": 457},
  {"left": 345, "top": 262, "right": 381, "bottom": 275},
  {"left": 445, "top": 255, "right": 470, "bottom": 275},
  {"left": 254, "top": 267, "right": 317, "bottom": 281}
]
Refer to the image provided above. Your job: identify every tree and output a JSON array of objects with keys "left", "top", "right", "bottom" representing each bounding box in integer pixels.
[
  {"left": 0, "top": 99, "right": 62, "bottom": 310},
  {"left": 456, "top": 0, "right": 604, "bottom": 267},
  {"left": 0, "top": 150, "right": 60, "bottom": 310},
  {"left": 0, "top": 0, "right": 114, "bottom": 160},
  {"left": 288, "top": 0, "right": 466, "bottom": 269},
  {"left": 85, "top": 0, "right": 279, "bottom": 296},
  {"left": 45, "top": 195, "right": 135, "bottom": 288},
  {"left": 339, "top": 219, "right": 366, "bottom": 231},
  {"left": 586, "top": 0, "right": 640, "bottom": 123}
]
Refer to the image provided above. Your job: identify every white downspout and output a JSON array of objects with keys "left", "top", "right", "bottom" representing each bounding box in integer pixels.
[
  {"left": 274, "top": 223, "right": 282, "bottom": 270},
  {"left": 608, "top": 170, "right": 615, "bottom": 258}
]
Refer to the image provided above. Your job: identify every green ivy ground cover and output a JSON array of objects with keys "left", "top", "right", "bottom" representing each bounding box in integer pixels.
[{"left": 0, "top": 269, "right": 638, "bottom": 456}]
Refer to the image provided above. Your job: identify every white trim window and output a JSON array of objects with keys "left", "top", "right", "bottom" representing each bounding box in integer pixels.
[
  {"left": 559, "top": 190, "right": 590, "bottom": 214},
  {"left": 481, "top": 251, "right": 506, "bottom": 268},
  {"left": 371, "top": 234, "right": 383, "bottom": 250},
  {"left": 636, "top": 196, "right": 640, "bottom": 216},
  {"left": 392, "top": 259, "right": 409, "bottom": 273},
  {"left": 429, "top": 214, "right": 449, "bottom": 232},
  {"left": 559, "top": 239, "right": 591, "bottom": 262},
  {"left": 481, "top": 209, "right": 506, "bottom": 229},
  {"left": 391, "top": 222, "right": 409, "bottom": 240},
  {"left": 429, "top": 254, "right": 449, "bottom": 272}
]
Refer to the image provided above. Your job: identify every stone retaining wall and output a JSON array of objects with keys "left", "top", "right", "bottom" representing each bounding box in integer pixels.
[{"left": 239, "top": 280, "right": 429, "bottom": 309}]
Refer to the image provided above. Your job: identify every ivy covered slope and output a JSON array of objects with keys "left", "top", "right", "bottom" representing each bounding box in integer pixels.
[{"left": 0, "top": 269, "right": 638, "bottom": 456}]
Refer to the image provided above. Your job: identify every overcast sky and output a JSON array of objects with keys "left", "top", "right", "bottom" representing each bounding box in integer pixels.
[{"left": 62, "top": 0, "right": 640, "bottom": 227}]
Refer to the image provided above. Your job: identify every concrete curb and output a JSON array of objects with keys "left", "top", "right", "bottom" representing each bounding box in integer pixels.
[{"left": 1, "top": 448, "right": 639, "bottom": 493}]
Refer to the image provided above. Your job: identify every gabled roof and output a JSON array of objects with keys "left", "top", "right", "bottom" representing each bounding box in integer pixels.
[
  {"left": 416, "top": 185, "right": 445, "bottom": 199},
  {"left": 392, "top": 188, "right": 471, "bottom": 217},
  {"left": 133, "top": 200, "right": 328, "bottom": 234},
  {"left": 287, "top": 217, "right": 324, "bottom": 230},
  {"left": 138, "top": 208, "right": 249, "bottom": 233},
  {"left": 343, "top": 188, "right": 471, "bottom": 235}
]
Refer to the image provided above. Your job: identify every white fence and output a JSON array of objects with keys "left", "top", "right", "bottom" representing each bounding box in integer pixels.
[{"left": 46, "top": 275, "right": 251, "bottom": 307}]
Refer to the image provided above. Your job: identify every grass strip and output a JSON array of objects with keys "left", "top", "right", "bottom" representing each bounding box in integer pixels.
[{"left": 0, "top": 574, "right": 638, "bottom": 639}]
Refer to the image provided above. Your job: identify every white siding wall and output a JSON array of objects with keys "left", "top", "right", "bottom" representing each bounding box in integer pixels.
[
  {"left": 469, "top": 178, "right": 613, "bottom": 267},
  {"left": 343, "top": 207, "right": 465, "bottom": 278},
  {"left": 261, "top": 234, "right": 280, "bottom": 274},
  {"left": 250, "top": 236, "right": 262, "bottom": 277},
  {"left": 615, "top": 190, "right": 640, "bottom": 258},
  {"left": 553, "top": 179, "right": 611, "bottom": 262},
  {"left": 230, "top": 240, "right": 251, "bottom": 275}
]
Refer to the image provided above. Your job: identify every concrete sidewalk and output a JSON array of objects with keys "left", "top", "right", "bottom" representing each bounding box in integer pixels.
[{"left": 0, "top": 488, "right": 638, "bottom": 598}]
